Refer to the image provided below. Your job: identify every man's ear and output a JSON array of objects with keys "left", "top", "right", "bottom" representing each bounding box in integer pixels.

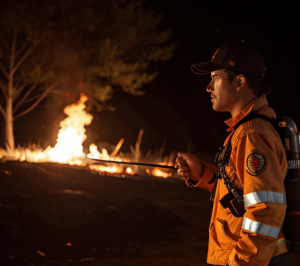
[{"left": 237, "top": 75, "right": 246, "bottom": 91}]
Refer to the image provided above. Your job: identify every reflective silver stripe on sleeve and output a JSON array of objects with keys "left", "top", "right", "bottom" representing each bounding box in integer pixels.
[
  {"left": 242, "top": 217, "right": 281, "bottom": 239},
  {"left": 244, "top": 191, "right": 286, "bottom": 207}
]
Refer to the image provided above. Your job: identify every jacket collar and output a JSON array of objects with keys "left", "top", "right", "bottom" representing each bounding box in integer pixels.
[{"left": 224, "top": 94, "right": 274, "bottom": 132}]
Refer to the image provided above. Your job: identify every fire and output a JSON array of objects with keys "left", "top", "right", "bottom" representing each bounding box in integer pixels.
[
  {"left": 45, "top": 93, "right": 127, "bottom": 174},
  {"left": 126, "top": 167, "right": 133, "bottom": 174},
  {"left": 87, "top": 144, "right": 121, "bottom": 161},
  {"left": 88, "top": 144, "right": 109, "bottom": 160},
  {"left": 0, "top": 93, "right": 173, "bottom": 178},
  {"left": 48, "top": 94, "right": 93, "bottom": 163},
  {"left": 151, "top": 168, "right": 172, "bottom": 178}
]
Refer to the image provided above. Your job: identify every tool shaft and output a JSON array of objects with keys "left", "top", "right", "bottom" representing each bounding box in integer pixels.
[{"left": 87, "top": 158, "right": 175, "bottom": 169}]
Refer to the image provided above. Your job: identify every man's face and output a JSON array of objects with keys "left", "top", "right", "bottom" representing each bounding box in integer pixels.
[{"left": 206, "top": 69, "right": 239, "bottom": 113}]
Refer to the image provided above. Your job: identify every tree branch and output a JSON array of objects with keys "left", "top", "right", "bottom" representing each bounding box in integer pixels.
[
  {"left": 12, "top": 42, "right": 38, "bottom": 75},
  {"left": 0, "top": 104, "right": 6, "bottom": 119},
  {"left": 13, "top": 81, "right": 38, "bottom": 114},
  {"left": 0, "top": 62, "right": 9, "bottom": 78},
  {"left": 9, "top": 29, "right": 18, "bottom": 77},
  {"left": 22, "top": 93, "right": 41, "bottom": 104},
  {"left": 13, "top": 76, "right": 24, "bottom": 91},
  {"left": 15, "top": 43, "right": 27, "bottom": 58},
  {"left": 14, "top": 82, "right": 56, "bottom": 120},
  {"left": 13, "top": 83, "right": 26, "bottom": 102}
]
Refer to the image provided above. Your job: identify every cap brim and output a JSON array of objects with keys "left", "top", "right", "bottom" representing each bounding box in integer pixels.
[{"left": 191, "top": 62, "right": 225, "bottom": 74}]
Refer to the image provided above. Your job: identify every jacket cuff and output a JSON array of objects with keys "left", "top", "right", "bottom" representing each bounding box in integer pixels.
[{"left": 193, "top": 162, "right": 217, "bottom": 193}]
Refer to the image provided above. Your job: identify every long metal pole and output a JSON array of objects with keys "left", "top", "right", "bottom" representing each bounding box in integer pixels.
[{"left": 87, "top": 158, "right": 175, "bottom": 169}]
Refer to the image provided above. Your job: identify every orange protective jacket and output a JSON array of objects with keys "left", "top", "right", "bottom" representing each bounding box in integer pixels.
[{"left": 195, "top": 95, "right": 288, "bottom": 266}]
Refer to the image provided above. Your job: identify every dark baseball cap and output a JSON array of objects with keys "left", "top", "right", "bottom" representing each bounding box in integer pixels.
[{"left": 191, "top": 41, "right": 267, "bottom": 78}]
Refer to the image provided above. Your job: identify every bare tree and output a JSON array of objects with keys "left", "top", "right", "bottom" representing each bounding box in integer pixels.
[{"left": 0, "top": 0, "right": 175, "bottom": 150}]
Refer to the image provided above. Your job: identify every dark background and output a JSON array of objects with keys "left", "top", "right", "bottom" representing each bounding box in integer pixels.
[
  {"left": 9, "top": 0, "right": 300, "bottom": 160},
  {"left": 2, "top": 2, "right": 300, "bottom": 264}
]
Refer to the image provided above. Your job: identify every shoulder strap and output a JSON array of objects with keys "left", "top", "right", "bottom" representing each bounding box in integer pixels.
[
  {"left": 230, "top": 112, "right": 276, "bottom": 151},
  {"left": 234, "top": 112, "right": 275, "bottom": 131},
  {"left": 210, "top": 112, "right": 276, "bottom": 203},
  {"left": 221, "top": 112, "right": 263, "bottom": 167},
  {"left": 216, "top": 112, "right": 275, "bottom": 167}
]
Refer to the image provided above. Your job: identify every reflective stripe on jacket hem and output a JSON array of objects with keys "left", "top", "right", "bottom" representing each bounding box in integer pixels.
[
  {"left": 242, "top": 217, "right": 281, "bottom": 238},
  {"left": 244, "top": 191, "right": 286, "bottom": 207}
]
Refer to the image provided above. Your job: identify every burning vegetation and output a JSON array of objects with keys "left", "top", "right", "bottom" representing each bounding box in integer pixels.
[{"left": 0, "top": 94, "right": 175, "bottom": 178}]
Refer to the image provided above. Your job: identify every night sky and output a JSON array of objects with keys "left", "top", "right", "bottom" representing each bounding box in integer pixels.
[{"left": 10, "top": 1, "right": 300, "bottom": 161}]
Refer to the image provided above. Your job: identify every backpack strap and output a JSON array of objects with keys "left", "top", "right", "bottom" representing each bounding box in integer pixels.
[
  {"left": 234, "top": 112, "right": 276, "bottom": 131},
  {"left": 211, "top": 112, "right": 276, "bottom": 217}
]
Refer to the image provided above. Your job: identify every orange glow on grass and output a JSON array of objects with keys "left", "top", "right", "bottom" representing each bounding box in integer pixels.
[
  {"left": 151, "top": 162, "right": 172, "bottom": 178},
  {"left": 152, "top": 168, "right": 172, "bottom": 178}
]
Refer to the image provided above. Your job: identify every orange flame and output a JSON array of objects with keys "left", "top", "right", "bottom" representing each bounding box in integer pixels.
[
  {"left": 151, "top": 168, "right": 172, "bottom": 178},
  {"left": 48, "top": 94, "right": 92, "bottom": 163},
  {"left": 0, "top": 94, "right": 172, "bottom": 178}
]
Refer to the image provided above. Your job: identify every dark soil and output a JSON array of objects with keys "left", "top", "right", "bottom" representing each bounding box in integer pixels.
[{"left": 0, "top": 161, "right": 299, "bottom": 266}]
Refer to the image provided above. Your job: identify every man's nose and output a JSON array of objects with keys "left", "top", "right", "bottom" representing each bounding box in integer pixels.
[{"left": 206, "top": 81, "right": 214, "bottom": 92}]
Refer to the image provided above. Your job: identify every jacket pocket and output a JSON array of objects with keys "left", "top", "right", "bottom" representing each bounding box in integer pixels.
[
  {"left": 209, "top": 222, "right": 223, "bottom": 250},
  {"left": 215, "top": 218, "right": 240, "bottom": 250}
]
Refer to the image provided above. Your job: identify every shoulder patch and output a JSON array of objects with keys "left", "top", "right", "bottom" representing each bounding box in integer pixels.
[{"left": 246, "top": 153, "right": 266, "bottom": 176}]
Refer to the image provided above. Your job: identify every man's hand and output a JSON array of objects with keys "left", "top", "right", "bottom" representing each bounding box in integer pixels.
[{"left": 175, "top": 152, "right": 204, "bottom": 186}]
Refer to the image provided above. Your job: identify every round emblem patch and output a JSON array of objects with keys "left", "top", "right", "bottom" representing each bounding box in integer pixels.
[{"left": 247, "top": 153, "right": 265, "bottom": 175}]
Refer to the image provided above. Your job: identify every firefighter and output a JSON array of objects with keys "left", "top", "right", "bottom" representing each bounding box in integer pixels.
[{"left": 176, "top": 41, "right": 292, "bottom": 266}]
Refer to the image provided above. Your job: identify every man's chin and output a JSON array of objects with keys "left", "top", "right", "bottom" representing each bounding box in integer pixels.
[
  {"left": 212, "top": 104, "right": 220, "bottom": 111},
  {"left": 212, "top": 104, "right": 225, "bottom": 112}
]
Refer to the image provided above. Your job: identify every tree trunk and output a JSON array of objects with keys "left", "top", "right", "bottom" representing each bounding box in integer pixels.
[
  {"left": 5, "top": 29, "right": 17, "bottom": 151},
  {"left": 5, "top": 95, "right": 14, "bottom": 151}
]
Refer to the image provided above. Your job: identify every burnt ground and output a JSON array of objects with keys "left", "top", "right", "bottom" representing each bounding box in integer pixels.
[{"left": 0, "top": 161, "right": 300, "bottom": 266}]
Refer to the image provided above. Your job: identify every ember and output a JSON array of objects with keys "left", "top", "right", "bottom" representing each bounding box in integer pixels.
[
  {"left": 0, "top": 94, "right": 175, "bottom": 178},
  {"left": 37, "top": 251, "right": 45, "bottom": 256}
]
